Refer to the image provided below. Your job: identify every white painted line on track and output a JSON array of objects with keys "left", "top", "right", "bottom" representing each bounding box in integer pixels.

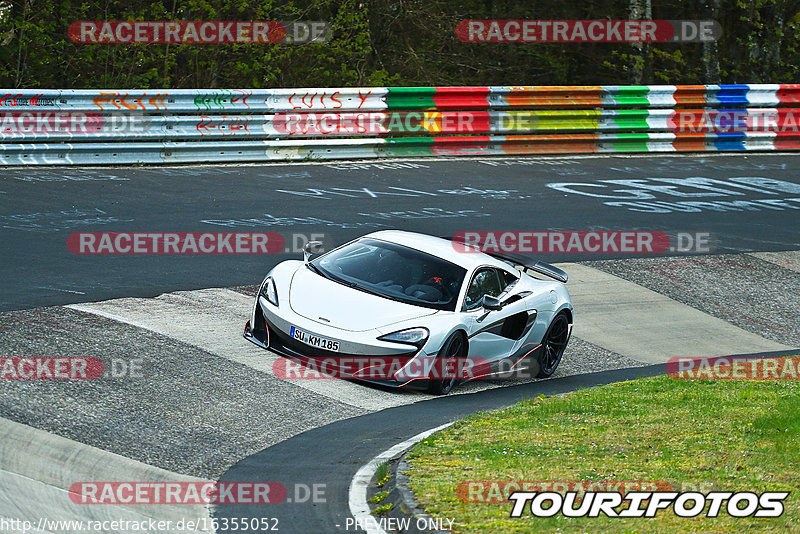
[
  {"left": 36, "top": 286, "right": 86, "bottom": 295},
  {"left": 562, "top": 262, "right": 792, "bottom": 363},
  {"left": 67, "top": 288, "right": 430, "bottom": 411},
  {"left": 749, "top": 250, "right": 800, "bottom": 273},
  {"left": 348, "top": 422, "right": 454, "bottom": 534},
  {"left": 63, "top": 257, "right": 790, "bottom": 415},
  {"left": 63, "top": 288, "right": 574, "bottom": 410}
]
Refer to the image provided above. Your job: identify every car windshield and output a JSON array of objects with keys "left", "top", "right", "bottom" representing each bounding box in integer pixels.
[{"left": 311, "top": 238, "right": 467, "bottom": 311}]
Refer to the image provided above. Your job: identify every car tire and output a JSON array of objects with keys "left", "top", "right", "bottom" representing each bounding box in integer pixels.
[
  {"left": 536, "top": 312, "right": 570, "bottom": 378},
  {"left": 427, "top": 332, "right": 466, "bottom": 395}
]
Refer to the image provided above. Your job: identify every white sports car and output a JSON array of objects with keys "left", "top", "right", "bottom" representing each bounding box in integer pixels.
[{"left": 244, "top": 230, "right": 573, "bottom": 395}]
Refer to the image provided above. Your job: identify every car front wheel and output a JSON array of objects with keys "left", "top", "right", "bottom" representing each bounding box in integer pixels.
[{"left": 427, "top": 332, "right": 466, "bottom": 395}]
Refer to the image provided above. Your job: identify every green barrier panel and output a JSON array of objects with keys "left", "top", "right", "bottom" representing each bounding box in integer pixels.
[
  {"left": 381, "top": 136, "right": 436, "bottom": 157},
  {"left": 386, "top": 87, "right": 437, "bottom": 110},
  {"left": 610, "top": 109, "right": 652, "bottom": 130},
  {"left": 610, "top": 86, "right": 652, "bottom": 107},
  {"left": 608, "top": 133, "right": 654, "bottom": 152}
]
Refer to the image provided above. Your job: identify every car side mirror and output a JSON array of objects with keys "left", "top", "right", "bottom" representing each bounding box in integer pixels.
[
  {"left": 303, "top": 241, "right": 323, "bottom": 264},
  {"left": 482, "top": 295, "right": 502, "bottom": 311}
]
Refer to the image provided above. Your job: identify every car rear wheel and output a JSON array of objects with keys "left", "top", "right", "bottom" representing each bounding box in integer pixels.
[
  {"left": 536, "top": 313, "right": 570, "bottom": 378},
  {"left": 427, "top": 332, "right": 466, "bottom": 395}
]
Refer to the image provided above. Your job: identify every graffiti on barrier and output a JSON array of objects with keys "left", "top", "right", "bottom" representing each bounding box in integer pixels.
[
  {"left": 0, "top": 94, "right": 58, "bottom": 107},
  {"left": 284, "top": 89, "right": 373, "bottom": 110},
  {"left": 193, "top": 89, "right": 252, "bottom": 111},
  {"left": 93, "top": 92, "right": 167, "bottom": 111},
  {"left": 196, "top": 115, "right": 252, "bottom": 136}
]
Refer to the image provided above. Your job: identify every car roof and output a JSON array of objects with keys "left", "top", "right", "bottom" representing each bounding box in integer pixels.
[{"left": 363, "top": 230, "right": 515, "bottom": 272}]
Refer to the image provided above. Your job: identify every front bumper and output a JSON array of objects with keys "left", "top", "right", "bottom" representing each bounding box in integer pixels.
[{"left": 243, "top": 298, "right": 426, "bottom": 388}]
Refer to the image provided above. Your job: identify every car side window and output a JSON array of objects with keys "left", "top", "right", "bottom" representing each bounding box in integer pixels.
[
  {"left": 498, "top": 269, "right": 518, "bottom": 293},
  {"left": 465, "top": 268, "right": 503, "bottom": 309}
]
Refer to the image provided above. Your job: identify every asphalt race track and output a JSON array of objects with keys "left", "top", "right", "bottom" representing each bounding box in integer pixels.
[
  {"left": 213, "top": 348, "right": 800, "bottom": 533},
  {"left": 1, "top": 153, "right": 799, "bottom": 534},
  {"left": 2, "top": 154, "right": 800, "bottom": 312},
  {"left": 217, "top": 364, "right": 667, "bottom": 532}
]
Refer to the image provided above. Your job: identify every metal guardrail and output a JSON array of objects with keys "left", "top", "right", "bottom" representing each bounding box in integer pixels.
[{"left": 1, "top": 85, "right": 799, "bottom": 165}]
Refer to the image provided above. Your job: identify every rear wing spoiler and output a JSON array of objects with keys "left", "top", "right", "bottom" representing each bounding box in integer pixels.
[
  {"left": 486, "top": 252, "right": 569, "bottom": 283},
  {"left": 441, "top": 235, "right": 568, "bottom": 283}
]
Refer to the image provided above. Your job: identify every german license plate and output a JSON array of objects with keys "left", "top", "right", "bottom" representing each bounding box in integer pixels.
[{"left": 289, "top": 325, "right": 340, "bottom": 352}]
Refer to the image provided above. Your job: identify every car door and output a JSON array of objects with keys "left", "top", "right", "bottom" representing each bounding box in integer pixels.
[{"left": 463, "top": 267, "right": 531, "bottom": 364}]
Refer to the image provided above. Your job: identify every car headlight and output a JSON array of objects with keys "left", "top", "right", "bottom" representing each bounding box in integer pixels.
[
  {"left": 260, "top": 276, "right": 278, "bottom": 306},
  {"left": 378, "top": 327, "right": 429, "bottom": 347}
]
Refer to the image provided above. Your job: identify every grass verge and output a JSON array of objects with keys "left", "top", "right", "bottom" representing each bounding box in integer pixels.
[{"left": 408, "top": 374, "right": 800, "bottom": 533}]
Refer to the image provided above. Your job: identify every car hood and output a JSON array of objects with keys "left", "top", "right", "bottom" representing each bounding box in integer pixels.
[{"left": 288, "top": 266, "right": 438, "bottom": 331}]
